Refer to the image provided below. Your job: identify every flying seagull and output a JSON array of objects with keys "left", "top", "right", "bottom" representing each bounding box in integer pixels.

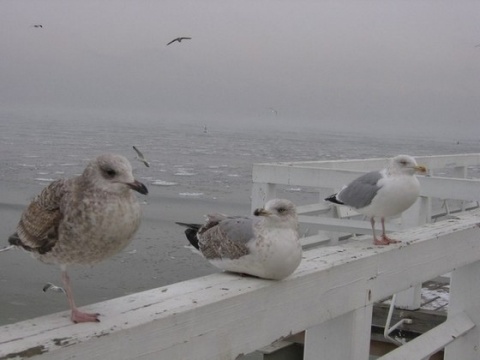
[
  {"left": 176, "top": 198, "right": 302, "bottom": 280},
  {"left": 132, "top": 146, "right": 150, "bottom": 167},
  {"left": 325, "top": 155, "right": 427, "bottom": 245},
  {"left": 8, "top": 153, "right": 148, "bottom": 323},
  {"left": 166, "top": 36, "right": 192, "bottom": 46},
  {"left": 43, "top": 282, "right": 66, "bottom": 294},
  {"left": 269, "top": 107, "right": 278, "bottom": 116},
  {"left": 32, "top": 24, "right": 43, "bottom": 28}
]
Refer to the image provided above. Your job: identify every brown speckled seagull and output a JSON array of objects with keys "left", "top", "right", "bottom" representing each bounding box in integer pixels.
[
  {"left": 176, "top": 199, "right": 302, "bottom": 280},
  {"left": 8, "top": 154, "right": 148, "bottom": 323}
]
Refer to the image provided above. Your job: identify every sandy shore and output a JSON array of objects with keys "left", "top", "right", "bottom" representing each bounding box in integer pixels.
[{"left": 0, "top": 183, "right": 252, "bottom": 326}]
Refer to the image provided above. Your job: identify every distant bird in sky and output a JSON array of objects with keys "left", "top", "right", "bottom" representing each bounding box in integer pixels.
[
  {"left": 32, "top": 24, "right": 43, "bottom": 28},
  {"left": 325, "top": 155, "right": 427, "bottom": 245},
  {"left": 132, "top": 146, "right": 150, "bottom": 167},
  {"left": 269, "top": 107, "right": 278, "bottom": 116},
  {"left": 176, "top": 198, "right": 302, "bottom": 280},
  {"left": 8, "top": 153, "right": 148, "bottom": 323},
  {"left": 166, "top": 36, "right": 192, "bottom": 46}
]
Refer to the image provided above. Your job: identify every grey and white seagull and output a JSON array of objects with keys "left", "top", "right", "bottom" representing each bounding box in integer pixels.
[
  {"left": 325, "top": 155, "right": 427, "bottom": 245},
  {"left": 132, "top": 145, "right": 150, "bottom": 167},
  {"left": 166, "top": 36, "right": 192, "bottom": 46},
  {"left": 8, "top": 154, "right": 148, "bottom": 323},
  {"left": 176, "top": 198, "right": 302, "bottom": 280}
]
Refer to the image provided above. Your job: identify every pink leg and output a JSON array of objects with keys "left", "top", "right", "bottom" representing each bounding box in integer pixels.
[
  {"left": 371, "top": 217, "right": 390, "bottom": 245},
  {"left": 61, "top": 270, "right": 100, "bottom": 323},
  {"left": 380, "top": 217, "right": 400, "bottom": 244}
]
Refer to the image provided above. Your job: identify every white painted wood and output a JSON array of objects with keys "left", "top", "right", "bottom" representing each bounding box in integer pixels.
[
  {"left": 2, "top": 209, "right": 480, "bottom": 360},
  {"left": 444, "top": 260, "right": 480, "bottom": 360},
  {"left": 378, "top": 312, "right": 475, "bottom": 360},
  {"left": 394, "top": 285, "right": 422, "bottom": 311},
  {"left": 297, "top": 215, "right": 401, "bottom": 234},
  {"left": 253, "top": 164, "right": 480, "bottom": 202},
  {"left": 303, "top": 305, "right": 372, "bottom": 360},
  {"left": 250, "top": 182, "right": 276, "bottom": 211}
]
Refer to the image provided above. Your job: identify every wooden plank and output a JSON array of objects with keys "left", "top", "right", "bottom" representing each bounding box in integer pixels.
[
  {"left": 444, "top": 261, "right": 480, "bottom": 359},
  {"left": 378, "top": 312, "right": 475, "bottom": 360},
  {"left": 252, "top": 165, "right": 480, "bottom": 202},
  {"left": 297, "top": 215, "right": 402, "bottom": 234},
  {"left": 1, "top": 209, "right": 480, "bottom": 360},
  {"left": 303, "top": 305, "right": 372, "bottom": 360}
]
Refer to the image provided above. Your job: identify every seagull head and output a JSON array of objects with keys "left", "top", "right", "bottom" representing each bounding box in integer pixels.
[
  {"left": 389, "top": 155, "right": 427, "bottom": 176},
  {"left": 84, "top": 154, "right": 148, "bottom": 195},
  {"left": 254, "top": 199, "right": 298, "bottom": 227}
]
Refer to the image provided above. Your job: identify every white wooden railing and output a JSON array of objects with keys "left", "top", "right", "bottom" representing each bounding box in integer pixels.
[
  {"left": 1, "top": 154, "right": 480, "bottom": 360},
  {"left": 1, "top": 209, "right": 480, "bottom": 359}
]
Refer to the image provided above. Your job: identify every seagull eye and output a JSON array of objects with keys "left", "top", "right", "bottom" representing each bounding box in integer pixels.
[
  {"left": 103, "top": 168, "right": 117, "bottom": 178},
  {"left": 277, "top": 207, "right": 286, "bottom": 213}
]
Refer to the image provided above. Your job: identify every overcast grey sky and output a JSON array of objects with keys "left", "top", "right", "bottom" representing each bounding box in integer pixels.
[{"left": 1, "top": 0, "right": 479, "bottom": 138}]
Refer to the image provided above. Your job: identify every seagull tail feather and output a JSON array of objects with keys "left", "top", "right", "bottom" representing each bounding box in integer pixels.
[
  {"left": 175, "top": 222, "right": 201, "bottom": 250},
  {"left": 324, "top": 194, "right": 344, "bottom": 205}
]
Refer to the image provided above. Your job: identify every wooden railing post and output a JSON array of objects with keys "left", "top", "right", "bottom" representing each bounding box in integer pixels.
[
  {"left": 251, "top": 182, "right": 276, "bottom": 212},
  {"left": 444, "top": 260, "right": 480, "bottom": 360},
  {"left": 303, "top": 305, "right": 372, "bottom": 360}
]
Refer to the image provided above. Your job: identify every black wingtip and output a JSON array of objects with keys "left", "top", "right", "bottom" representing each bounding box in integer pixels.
[
  {"left": 324, "top": 194, "right": 344, "bottom": 205},
  {"left": 175, "top": 222, "right": 201, "bottom": 250}
]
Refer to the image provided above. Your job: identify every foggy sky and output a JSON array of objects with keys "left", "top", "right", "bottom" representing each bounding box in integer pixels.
[{"left": 1, "top": 0, "right": 479, "bottom": 139}]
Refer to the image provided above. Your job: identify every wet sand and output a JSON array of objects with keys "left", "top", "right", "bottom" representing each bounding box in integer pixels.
[{"left": 0, "top": 184, "right": 252, "bottom": 325}]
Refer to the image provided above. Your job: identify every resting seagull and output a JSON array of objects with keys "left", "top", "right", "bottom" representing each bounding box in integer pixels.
[
  {"left": 176, "top": 199, "right": 302, "bottom": 280},
  {"left": 166, "top": 36, "right": 191, "bottom": 46},
  {"left": 132, "top": 145, "right": 150, "bottom": 167},
  {"left": 8, "top": 154, "right": 148, "bottom": 323},
  {"left": 325, "top": 155, "right": 427, "bottom": 245}
]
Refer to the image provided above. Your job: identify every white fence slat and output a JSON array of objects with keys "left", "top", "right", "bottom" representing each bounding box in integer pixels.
[
  {"left": 304, "top": 305, "right": 372, "bottom": 360},
  {"left": 444, "top": 260, "right": 480, "bottom": 360}
]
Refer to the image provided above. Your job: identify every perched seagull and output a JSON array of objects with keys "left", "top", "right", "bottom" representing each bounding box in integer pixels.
[
  {"left": 43, "top": 282, "right": 66, "bottom": 294},
  {"left": 8, "top": 154, "right": 148, "bottom": 323},
  {"left": 176, "top": 199, "right": 302, "bottom": 280},
  {"left": 166, "top": 36, "right": 192, "bottom": 46},
  {"left": 325, "top": 155, "right": 427, "bottom": 245},
  {"left": 132, "top": 145, "right": 150, "bottom": 167}
]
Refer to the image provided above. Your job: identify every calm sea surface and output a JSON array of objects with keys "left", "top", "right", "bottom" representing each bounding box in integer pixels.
[{"left": 0, "top": 115, "right": 479, "bottom": 325}]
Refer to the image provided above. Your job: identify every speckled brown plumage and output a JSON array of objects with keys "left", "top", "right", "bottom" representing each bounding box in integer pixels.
[{"left": 8, "top": 153, "right": 148, "bottom": 323}]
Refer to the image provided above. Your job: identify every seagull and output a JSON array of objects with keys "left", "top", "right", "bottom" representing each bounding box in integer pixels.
[
  {"left": 32, "top": 24, "right": 43, "bottom": 28},
  {"left": 132, "top": 145, "right": 150, "bottom": 167},
  {"left": 43, "top": 282, "right": 66, "bottom": 294},
  {"left": 325, "top": 155, "right": 427, "bottom": 245},
  {"left": 269, "top": 107, "right": 278, "bottom": 116},
  {"left": 176, "top": 199, "right": 302, "bottom": 280},
  {"left": 166, "top": 36, "right": 192, "bottom": 46},
  {"left": 8, "top": 154, "right": 148, "bottom": 323}
]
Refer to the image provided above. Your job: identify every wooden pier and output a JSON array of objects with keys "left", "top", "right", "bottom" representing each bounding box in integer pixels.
[{"left": 1, "top": 154, "right": 480, "bottom": 360}]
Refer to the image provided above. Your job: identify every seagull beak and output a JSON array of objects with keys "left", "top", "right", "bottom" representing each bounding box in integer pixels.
[
  {"left": 254, "top": 208, "right": 271, "bottom": 216},
  {"left": 414, "top": 165, "right": 427, "bottom": 174},
  {"left": 127, "top": 180, "right": 149, "bottom": 195}
]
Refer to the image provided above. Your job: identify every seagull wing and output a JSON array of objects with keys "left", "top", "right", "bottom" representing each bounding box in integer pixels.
[
  {"left": 132, "top": 145, "right": 144, "bottom": 159},
  {"left": 336, "top": 171, "right": 383, "bottom": 209},
  {"left": 9, "top": 179, "right": 67, "bottom": 254},
  {"left": 166, "top": 38, "right": 179, "bottom": 45},
  {"left": 198, "top": 216, "right": 257, "bottom": 260}
]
